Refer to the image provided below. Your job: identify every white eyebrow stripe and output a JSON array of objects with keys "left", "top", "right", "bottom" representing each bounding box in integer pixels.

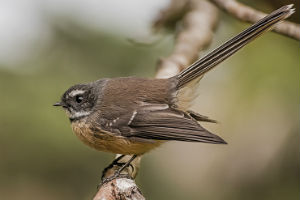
[{"left": 69, "top": 90, "right": 85, "bottom": 97}]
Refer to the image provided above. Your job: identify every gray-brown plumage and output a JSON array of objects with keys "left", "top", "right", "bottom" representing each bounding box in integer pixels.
[{"left": 54, "top": 5, "right": 294, "bottom": 157}]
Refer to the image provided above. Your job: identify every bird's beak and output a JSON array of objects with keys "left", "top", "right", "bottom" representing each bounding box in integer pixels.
[{"left": 53, "top": 102, "right": 62, "bottom": 107}]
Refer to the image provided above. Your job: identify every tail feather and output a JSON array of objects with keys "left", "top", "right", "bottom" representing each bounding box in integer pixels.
[{"left": 175, "top": 5, "right": 294, "bottom": 89}]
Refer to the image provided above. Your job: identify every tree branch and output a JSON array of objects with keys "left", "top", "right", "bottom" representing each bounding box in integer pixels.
[
  {"left": 210, "top": 0, "right": 300, "bottom": 40},
  {"left": 155, "top": 0, "right": 219, "bottom": 78},
  {"left": 93, "top": 178, "right": 144, "bottom": 200}
]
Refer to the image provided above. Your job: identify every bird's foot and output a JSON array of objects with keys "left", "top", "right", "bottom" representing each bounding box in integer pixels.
[
  {"left": 98, "top": 171, "right": 133, "bottom": 189},
  {"left": 97, "top": 155, "right": 137, "bottom": 189}
]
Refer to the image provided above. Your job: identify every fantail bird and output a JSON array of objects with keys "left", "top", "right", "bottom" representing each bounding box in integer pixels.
[{"left": 54, "top": 5, "right": 294, "bottom": 179}]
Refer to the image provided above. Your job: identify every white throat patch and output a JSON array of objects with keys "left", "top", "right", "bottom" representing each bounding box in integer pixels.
[
  {"left": 65, "top": 109, "right": 91, "bottom": 120},
  {"left": 72, "top": 111, "right": 91, "bottom": 118}
]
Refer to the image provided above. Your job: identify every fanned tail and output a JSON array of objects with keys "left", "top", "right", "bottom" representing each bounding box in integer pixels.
[{"left": 175, "top": 5, "right": 294, "bottom": 89}]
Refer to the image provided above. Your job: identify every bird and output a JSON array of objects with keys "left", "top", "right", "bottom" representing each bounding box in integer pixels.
[{"left": 54, "top": 5, "right": 294, "bottom": 181}]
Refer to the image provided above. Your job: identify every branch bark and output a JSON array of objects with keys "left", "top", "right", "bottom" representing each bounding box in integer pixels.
[
  {"left": 155, "top": 0, "right": 219, "bottom": 78},
  {"left": 210, "top": 0, "right": 300, "bottom": 40},
  {"left": 93, "top": 0, "right": 219, "bottom": 199},
  {"left": 93, "top": 178, "right": 144, "bottom": 200}
]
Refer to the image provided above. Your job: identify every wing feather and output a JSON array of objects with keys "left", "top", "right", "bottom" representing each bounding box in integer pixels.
[{"left": 126, "top": 108, "right": 226, "bottom": 144}]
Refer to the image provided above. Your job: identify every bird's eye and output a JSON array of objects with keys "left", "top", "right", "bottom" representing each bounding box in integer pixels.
[{"left": 75, "top": 95, "right": 83, "bottom": 103}]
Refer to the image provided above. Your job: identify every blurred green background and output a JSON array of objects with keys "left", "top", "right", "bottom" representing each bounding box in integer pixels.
[{"left": 0, "top": 0, "right": 299, "bottom": 199}]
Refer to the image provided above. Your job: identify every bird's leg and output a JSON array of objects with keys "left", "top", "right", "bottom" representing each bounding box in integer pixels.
[
  {"left": 114, "top": 155, "right": 137, "bottom": 177},
  {"left": 101, "top": 154, "right": 125, "bottom": 180},
  {"left": 100, "top": 155, "right": 137, "bottom": 186}
]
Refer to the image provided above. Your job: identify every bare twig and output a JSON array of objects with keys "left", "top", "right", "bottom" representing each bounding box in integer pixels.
[
  {"left": 93, "top": 0, "right": 219, "bottom": 199},
  {"left": 153, "top": 0, "right": 191, "bottom": 31},
  {"left": 210, "top": 0, "right": 300, "bottom": 40},
  {"left": 155, "top": 0, "right": 219, "bottom": 78}
]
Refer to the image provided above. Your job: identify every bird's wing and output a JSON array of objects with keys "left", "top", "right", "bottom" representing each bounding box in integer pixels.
[{"left": 121, "top": 106, "right": 226, "bottom": 144}]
